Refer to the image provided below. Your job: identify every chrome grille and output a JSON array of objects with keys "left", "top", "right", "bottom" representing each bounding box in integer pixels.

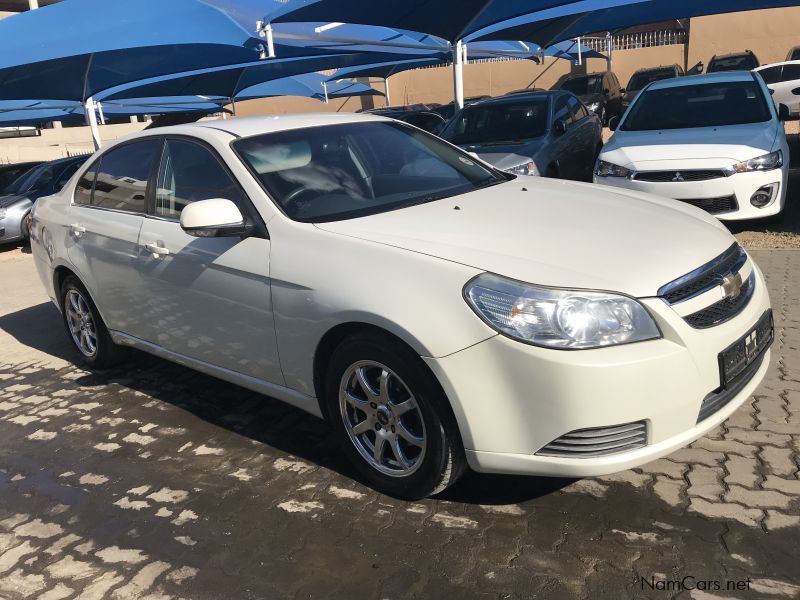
[
  {"left": 633, "top": 169, "right": 727, "bottom": 182},
  {"left": 536, "top": 421, "right": 648, "bottom": 458},
  {"left": 677, "top": 195, "right": 738, "bottom": 215},
  {"left": 658, "top": 244, "right": 746, "bottom": 304},
  {"left": 684, "top": 273, "right": 755, "bottom": 329}
]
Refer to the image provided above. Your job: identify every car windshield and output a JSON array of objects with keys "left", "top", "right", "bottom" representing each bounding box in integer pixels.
[
  {"left": 709, "top": 54, "right": 758, "bottom": 71},
  {"left": 621, "top": 81, "right": 771, "bottom": 131},
  {"left": 441, "top": 100, "right": 549, "bottom": 145},
  {"left": 626, "top": 69, "right": 677, "bottom": 92},
  {"left": 2, "top": 163, "right": 55, "bottom": 195},
  {"left": 560, "top": 75, "right": 602, "bottom": 95},
  {"left": 234, "top": 121, "right": 504, "bottom": 223},
  {"left": 0, "top": 164, "right": 36, "bottom": 194}
]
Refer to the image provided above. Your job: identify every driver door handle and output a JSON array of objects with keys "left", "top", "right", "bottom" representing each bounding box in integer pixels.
[
  {"left": 144, "top": 242, "right": 170, "bottom": 257},
  {"left": 70, "top": 223, "right": 85, "bottom": 237}
]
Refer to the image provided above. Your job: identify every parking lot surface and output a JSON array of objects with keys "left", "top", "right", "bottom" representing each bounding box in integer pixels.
[{"left": 0, "top": 247, "right": 798, "bottom": 600}]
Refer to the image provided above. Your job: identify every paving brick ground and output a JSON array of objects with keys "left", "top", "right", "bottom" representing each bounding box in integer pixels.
[{"left": 0, "top": 247, "right": 798, "bottom": 600}]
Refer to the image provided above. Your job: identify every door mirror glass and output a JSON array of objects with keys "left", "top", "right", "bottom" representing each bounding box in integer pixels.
[
  {"left": 180, "top": 198, "right": 246, "bottom": 237},
  {"left": 608, "top": 115, "right": 621, "bottom": 131},
  {"left": 553, "top": 119, "right": 567, "bottom": 135}
]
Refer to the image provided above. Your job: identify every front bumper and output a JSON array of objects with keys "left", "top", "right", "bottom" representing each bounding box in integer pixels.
[
  {"left": 593, "top": 167, "right": 788, "bottom": 220},
  {"left": 424, "top": 259, "right": 771, "bottom": 477},
  {"left": 0, "top": 204, "right": 29, "bottom": 243}
]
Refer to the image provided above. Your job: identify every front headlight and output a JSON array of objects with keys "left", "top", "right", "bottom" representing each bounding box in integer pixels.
[
  {"left": 724, "top": 150, "right": 783, "bottom": 175},
  {"left": 594, "top": 159, "right": 633, "bottom": 178},
  {"left": 464, "top": 273, "right": 661, "bottom": 349},
  {"left": 504, "top": 161, "right": 537, "bottom": 177}
]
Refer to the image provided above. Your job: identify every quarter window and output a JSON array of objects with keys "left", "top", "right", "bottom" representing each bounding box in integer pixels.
[
  {"left": 155, "top": 139, "right": 244, "bottom": 219},
  {"left": 567, "top": 96, "right": 586, "bottom": 121},
  {"left": 74, "top": 162, "right": 97, "bottom": 206},
  {"left": 91, "top": 140, "right": 161, "bottom": 213}
]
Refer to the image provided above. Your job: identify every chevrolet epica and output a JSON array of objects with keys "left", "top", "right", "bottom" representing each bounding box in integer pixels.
[{"left": 30, "top": 114, "right": 773, "bottom": 498}]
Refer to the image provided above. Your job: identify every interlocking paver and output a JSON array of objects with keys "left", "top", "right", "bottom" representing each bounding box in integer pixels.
[{"left": 0, "top": 245, "right": 797, "bottom": 598}]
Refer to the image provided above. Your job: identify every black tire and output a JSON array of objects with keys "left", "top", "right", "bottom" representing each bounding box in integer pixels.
[
  {"left": 20, "top": 213, "right": 30, "bottom": 241},
  {"left": 59, "top": 275, "right": 126, "bottom": 368},
  {"left": 324, "top": 332, "right": 466, "bottom": 499}
]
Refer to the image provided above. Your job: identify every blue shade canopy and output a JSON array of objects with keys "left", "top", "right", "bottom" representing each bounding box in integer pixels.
[
  {"left": 264, "top": 0, "right": 591, "bottom": 43},
  {"left": 98, "top": 52, "right": 426, "bottom": 102},
  {"left": 327, "top": 58, "right": 449, "bottom": 81},
  {"left": 271, "top": 22, "right": 448, "bottom": 55},
  {"left": 235, "top": 73, "right": 381, "bottom": 101},
  {"left": 0, "top": 0, "right": 359, "bottom": 102},
  {"left": 470, "top": 0, "right": 800, "bottom": 43},
  {"left": 545, "top": 40, "right": 606, "bottom": 60}
]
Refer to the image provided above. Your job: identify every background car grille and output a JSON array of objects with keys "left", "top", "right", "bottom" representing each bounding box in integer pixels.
[
  {"left": 683, "top": 273, "right": 755, "bottom": 329},
  {"left": 536, "top": 421, "right": 648, "bottom": 458},
  {"left": 677, "top": 195, "right": 738, "bottom": 214},
  {"left": 658, "top": 243, "right": 746, "bottom": 304},
  {"left": 633, "top": 170, "right": 727, "bottom": 182}
]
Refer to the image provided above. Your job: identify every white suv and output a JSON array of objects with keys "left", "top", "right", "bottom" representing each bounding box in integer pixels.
[
  {"left": 595, "top": 72, "right": 790, "bottom": 221},
  {"left": 30, "top": 114, "right": 772, "bottom": 498}
]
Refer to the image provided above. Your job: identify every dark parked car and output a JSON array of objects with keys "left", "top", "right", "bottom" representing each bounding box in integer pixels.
[
  {"left": 438, "top": 91, "right": 602, "bottom": 181},
  {"left": 0, "top": 161, "right": 42, "bottom": 193},
  {"left": 0, "top": 154, "right": 88, "bottom": 244},
  {"left": 367, "top": 109, "right": 447, "bottom": 133},
  {"left": 557, "top": 71, "right": 623, "bottom": 125},
  {"left": 431, "top": 96, "right": 492, "bottom": 121},
  {"left": 622, "top": 64, "right": 684, "bottom": 112},
  {"left": 707, "top": 50, "right": 760, "bottom": 72}
]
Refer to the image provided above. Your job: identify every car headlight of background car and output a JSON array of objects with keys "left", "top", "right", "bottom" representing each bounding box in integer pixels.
[
  {"left": 723, "top": 150, "right": 783, "bottom": 175},
  {"left": 594, "top": 160, "right": 633, "bottom": 178},
  {"left": 464, "top": 273, "right": 661, "bottom": 349},
  {"left": 504, "top": 161, "right": 538, "bottom": 177},
  {"left": 588, "top": 102, "right": 600, "bottom": 112}
]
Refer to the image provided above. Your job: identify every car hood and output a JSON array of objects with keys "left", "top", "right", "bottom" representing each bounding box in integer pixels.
[
  {"left": 603, "top": 122, "right": 780, "bottom": 168},
  {"left": 315, "top": 179, "right": 735, "bottom": 298},
  {"left": 0, "top": 193, "right": 32, "bottom": 209},
  {"left": 459, "top": 138, "right": 545, "bottom": 170}
]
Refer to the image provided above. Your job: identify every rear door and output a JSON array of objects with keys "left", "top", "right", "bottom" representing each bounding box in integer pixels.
[
  {"left": 135, "top": 136, "right": 282, "bottom": 384},
  {"left": 67, "top": 139, "right": 162, "bottom": 338}
]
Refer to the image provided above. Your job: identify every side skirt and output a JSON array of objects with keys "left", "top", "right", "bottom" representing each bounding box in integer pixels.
[{"left": 109, "top": 331, "right": 323, "bottom": 419}]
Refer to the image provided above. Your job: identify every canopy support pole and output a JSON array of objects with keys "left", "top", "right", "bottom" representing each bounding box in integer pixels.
[
  {"left": 607, "top": 32, "right": 613, "bottom": 71},
  {"left": 84, "top": 96, "right": 101, "bottom": 151},
  {"left": 577, "top": 37, "right": 582, "bottom": 66},
  {"left": 384, "top": 77, "right": 391, "bottom": 106},
  {"left": 96, "top": 101, "right": 106, "bottom": 125},
  {"left": 452, "top": 40, "right": 464, "bottom": 110},
  {"left": 322, "top": 81, "right": 329, "bottom": 103},
  {"left": 230, "top": 97, "right": 237, "bottom": 116}
]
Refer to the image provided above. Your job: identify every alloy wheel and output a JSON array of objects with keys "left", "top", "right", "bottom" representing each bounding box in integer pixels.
[
  {"left": 339, "top": 360, "right": 427, "bottom": 477},
  {"left": 65, "top": 289, "right": 98, "bottom": 357}
]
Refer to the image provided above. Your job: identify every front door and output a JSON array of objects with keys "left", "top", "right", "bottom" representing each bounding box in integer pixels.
[{"left": 136, "top": 137, "right": 282, "bottom": 385}]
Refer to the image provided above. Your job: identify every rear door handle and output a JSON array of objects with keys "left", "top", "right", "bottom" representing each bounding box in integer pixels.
[
  {"left": 69, "top": 223, "right": 86, "bottom": 237},
  {"left": 144, "top": 242, "right": 170, "bottom": 257}
]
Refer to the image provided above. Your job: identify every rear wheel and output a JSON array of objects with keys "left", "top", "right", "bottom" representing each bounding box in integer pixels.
[
  {"left": 324, "top": 332, "right": 466, "bottom": 499},
  {"left": 60, "top": 275, "right": 125, "bottom": 368}
]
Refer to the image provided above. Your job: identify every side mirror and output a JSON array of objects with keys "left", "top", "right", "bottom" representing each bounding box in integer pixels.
[
  {"left": 778, "top": 103, "right": 799, "bottom": 121},
  {"left": 608, "top": 116, "right": 620, "bottom": 131},
  {"left": 180, "top": 198, "right": 247, "bottom": 238},
  {"left": 553, "top": 119, "right": 567, "bottom": 135},
  {"left": 619, "top": 87, "right": 626, "bottom": 93}
]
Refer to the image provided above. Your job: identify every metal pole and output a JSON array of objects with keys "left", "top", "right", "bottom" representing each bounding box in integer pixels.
[
  {"left": 265, "top": 23, "right": 275, "bottom": 58},
  {"left": 452, "top": 41, "right": 464, "bottom": 110},
  {"left": 230, "top": 97, "right": 237, "bottom": 116},
  {"left": 96, "top": 102, "right": 106, "bottom": 125},
  {"left": 322, "top": 81, "right": 329, "bottom": 104},
  {"left": 577, "top": 37, "right": 582, "bottom": 66},
  {"left": 28, "top": 0, "right": 38, "bottom": 9},
  {"left": 607, "top": 33, "right": 613, "bottom": 71},
  {"left": 384, "top": 77, "right": 391, "bottom": 106},
  {"left": 83, "top": 97, "right": 101, "bottom": 150}
]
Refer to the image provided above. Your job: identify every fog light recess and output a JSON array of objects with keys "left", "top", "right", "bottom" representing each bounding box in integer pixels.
[{"left": 750, "top": 184, "right": 778, "bottom": 208}]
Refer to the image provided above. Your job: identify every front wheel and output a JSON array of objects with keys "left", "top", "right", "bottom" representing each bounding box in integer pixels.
[
  {"left": 60, "top": 275, "right": 125, "bottom": 368},
  {"left": 325, "top": 333, "right": 466, "bottom": 499}
]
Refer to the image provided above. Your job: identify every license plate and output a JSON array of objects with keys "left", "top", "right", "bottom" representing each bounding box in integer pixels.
[{"left": 718, "top": 310, "right": 773, "bottom": 388}]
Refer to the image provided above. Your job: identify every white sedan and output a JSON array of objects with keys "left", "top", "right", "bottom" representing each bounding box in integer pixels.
[
  {"left": 30, "top": 113, "right": 772, "bottom": 498},
  {"left": 595, "top": 72, "right": 790, "bottom": 221},
  {"left": 755, "top": 60, "right": 800, "bottom": 116}
]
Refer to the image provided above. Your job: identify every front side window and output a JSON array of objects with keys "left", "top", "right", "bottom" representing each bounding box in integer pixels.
[
  {"left": 91, "top": 140, "right": 161, "bottom": 212},
  {"left": 622, "top": 81, "right": 771, "bottom": 131},
  {"left": 55, "top": 160, "right": 84, "bottom": 192},
  {"left": 441, "top": 100, "right": 549, "bottom": 145},
  {"left": 155, "top": 139, "right": 244, "bottom": 219},
  {"left": 567, "top": 96, "right": 585, "bottom": 121},
  {"left": 234, "top": 121, "right": 503, "bottom": 223},
  {"left": 7, "top": 164, "right": 55, "bottom": 195}
]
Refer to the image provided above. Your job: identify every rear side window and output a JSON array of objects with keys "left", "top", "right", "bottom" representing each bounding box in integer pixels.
[
  {"left": 757, "top": 65, "right": 783, "bottom": 85},
  {"left": 91, "top": 140, "right": 161, "bottom": 213},
  {"left": 781, "top": 64, "right": 800, "bottom": 82},
  {"left": 155, "top": 139, "right": 244, "bottom": 219},
  {"left": 554, "top": 95, "right": 571, "bottom": 124},
  {"left": 567, "top": 95, "right": 586, "bottom": 121}
]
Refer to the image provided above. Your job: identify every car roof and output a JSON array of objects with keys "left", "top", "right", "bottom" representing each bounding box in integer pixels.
[
  {"left": 647, "top": 71, "right": 757, "bottom": 91},
  {"left": 632, "top": 65, "right": 679, "bottom": 74},
  {"left": 711, "top": 50, "right": 756, "bottom": 60},
  {"left": 44, "top": 154, "right": 89, "bottom": 166},
  {"left": 756, "top": 60, "right": 800, "bottom": 70},
  {"left": 469, "top": 91, "right": 557, "bottom": 106}
]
